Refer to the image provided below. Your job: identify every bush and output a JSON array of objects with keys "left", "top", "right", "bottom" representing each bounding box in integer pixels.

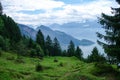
[
  {"left": 6, "top": 56, "right": 15, "bottom": 60},
  {"left": 35, "top": 63, "right": 43, "bottom": 72},
  {"left": 59, "top": 62, "right": 64, "bottom": 67},
  {"left": 15, "top": 56, "right": 25, "bottom": 63},
  {"left": 54, "top": 58, "right": 58, "bottom": 62},
  {"left": 20, "top": 71, "right": 31, "bottom": 75},
  {"left": 92, "top": 63, "right": 117, "bottom": 76},
  {"left": 15, "top": 59, "right": 25, "bottom": 63}
]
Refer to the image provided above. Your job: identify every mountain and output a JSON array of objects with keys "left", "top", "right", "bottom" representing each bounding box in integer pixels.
[
  {"left": 49, "top": 20, "right": 105, "bottom": 42},
  {"left": 50, "top": 20, "right": 100, "bottom": 29},
  {"left": 36, "top": 25, "right": 94, "bottom": 48},
  {"left": 18, "top": 24, "right": 37, "bottom": 40},
  {"left": 18, "top": 24, "right": 94, "bottom": 49}
]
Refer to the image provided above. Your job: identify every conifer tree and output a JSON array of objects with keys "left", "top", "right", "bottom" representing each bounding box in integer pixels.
[
  {"left": 45, "top": 35, "right": 53, "bottom": 56},
  {"left": 87, "top": 47, "right": 106, "bottom": 63},
  {"left": 0, "top": 2, "right": 3, "bottom": 15},
  {"left": 28, "top": 38, "right": 36, "bottom": 49},
  {"left": 75, "top": 46, "right": 83, "bottom": 60},
  {"left": 35, "top": 44, "right": 44, "bottom": 57},
  {"left": 62, "top": 50, "right": 67, "bottom": 56},
  {"left": 67, "top": 40, "right": 75, "bottom": 57},
  {"left": 97, "top": 0, "right": 120, "bottom": 61},
  {"left": 36, "top": 30, "right": 45, "bottom": 50},
  {"left": 53, "top": 37, "right": 61, "bottom": 56},
  {"left": 116, "top": 0, "right": 120, "bottom": 4}
]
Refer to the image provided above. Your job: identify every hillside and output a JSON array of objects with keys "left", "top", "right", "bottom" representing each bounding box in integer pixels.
[{"left": 0, "top": 51, "right": 118, "bottom": 80}]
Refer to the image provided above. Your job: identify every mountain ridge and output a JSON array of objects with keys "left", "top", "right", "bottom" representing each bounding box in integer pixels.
[
  {"left": 18, "top": 24, "right": 94, "bottom": 49},
  {"left": 49, "top": 20, "right": 104, "bottom": 42}
]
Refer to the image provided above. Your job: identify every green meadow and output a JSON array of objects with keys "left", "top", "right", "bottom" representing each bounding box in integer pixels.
[{"left": 0, "top": 51, "right": 118, "bottom": 80}]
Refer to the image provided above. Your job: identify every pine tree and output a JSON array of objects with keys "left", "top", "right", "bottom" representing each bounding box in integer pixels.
[
  {"left": 35, "top": 44, "right": 44, "bottom": 58},
  {"left": 36, "top": 30, "right": 45, "bottom": 50},
  {"left": 53, "top": 37, "right": 61, "bottom": 56},
  {"left": 67, "top": 40, "right": 75, "bottom": 57},
  {"left": 16, "top": 40, "right": 26, "bottom": 56},
  {"left": 28, "top": 38, "right": 36, "bottom": 49},
  {"left": 97, "top": 0, "right": 120, "bottom": 61},
  {"left": 75, "top": 46, "right": 83, "bottom": 60},
  {"left": 45, "top": 35, "right": 53, "bottom": 56},
  {"left": 0, "top": 35, "right": 9, "bottom": 51},
  {"left": 116, "top": 0, "right": 120, "bottom": 4},
  {"left": 0, "top": 2, "right": 3, "bottom": 15},
  {"left": 62, "top": 50, "right": 67, "bottom": 56},
  {"left": 0, "top": 16, "right": 4, "bottom": 35},
  {"left": 91, "top": 47, "right": 99, "bottom": 62},
  {"left": 87, "top": 47, "right": 106, "bottom": 63}
]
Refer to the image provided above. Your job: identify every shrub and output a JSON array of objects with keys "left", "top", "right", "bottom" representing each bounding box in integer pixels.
[
  {"left": 6, "top": 56, "right": 15, "bottom": 60},
  {"left": 35, "top": 63, "right": 43, "bottom": 72},
  {"left": 54, "top": 58, "right": 58, "bottom": 62},
  {"left": 20, "top": 71, "right": 31, "bottom": 75},
  {"left": 59, "top": 62, "right": 64, "bottom": 67},
  {"left": 92, "top": 63, "right": 117, "bottom": 76},
  {"left": 15, "top": 56, "right": 25, "bottom": 63},
  {"left": 15, "top": 59, "right": 25, "bottom": 63}
]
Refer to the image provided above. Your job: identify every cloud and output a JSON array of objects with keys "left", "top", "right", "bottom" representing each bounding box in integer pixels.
[{"left": 1, "top": 0, "right": 119, "bottom": 28}]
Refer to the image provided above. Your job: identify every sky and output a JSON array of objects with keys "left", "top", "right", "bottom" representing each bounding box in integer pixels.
[{"left": 1, "top": 0, "right": 119, "bottom": 28}]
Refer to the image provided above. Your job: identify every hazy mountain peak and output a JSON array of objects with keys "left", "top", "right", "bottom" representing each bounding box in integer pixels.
[{"left": 37, "top": 25, "right": 52, "bottom": 31}]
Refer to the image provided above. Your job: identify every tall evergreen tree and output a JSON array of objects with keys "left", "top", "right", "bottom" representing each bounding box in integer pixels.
[
  {"left": 35, "top": 44, "right": 44, "bottom": 58},
  {"left": 0, "top": 15, "right": 4, "bottom": 35},
  {"left": 97, "top": 0, "right": 120, "bottom": 61},
  {"left": 53, "top": 37, "right": 61, "bottom": 56},
  {"left": 36, "top": 30, "right": 45, "bottom": 50},
  {"left": 75, "top": 46, "right": 83, "bottom": 60},
  {"left": 116, "top": 0, "right": 120, "bottom": 4},
  {"left": 28, "top": 38, "right": 36, "bottom": 49},
  {"left": 62, "top": 50, "right": 67, "bottom": 56},
  {"left": 0, "top": 2, "right": 3, "bottom": 15},
  {"left": 0, "top": 35, "right": 9, "bottom": 51},
  {"left": 67, "top": 40, "right": 75, "bottom": 57},
  {"left": 45, "top": 35, "right": 53, "bottom": 56},
  {"left": 87, "top": 47, "right": 105, "bottom": 63}
]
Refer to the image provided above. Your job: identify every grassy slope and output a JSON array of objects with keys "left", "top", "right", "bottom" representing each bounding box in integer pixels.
[{"left": 0, "top": 51, "right": 115, "bottom": 80}]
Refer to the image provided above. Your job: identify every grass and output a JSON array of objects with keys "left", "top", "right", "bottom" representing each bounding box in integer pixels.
[{"left": 0, "top": 51, "right": 118, "bottom": 80}]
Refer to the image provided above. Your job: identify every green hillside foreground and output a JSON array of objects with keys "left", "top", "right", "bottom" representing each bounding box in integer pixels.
[{"left": 0, "top": 51, "right": 119, "bottom": 80}]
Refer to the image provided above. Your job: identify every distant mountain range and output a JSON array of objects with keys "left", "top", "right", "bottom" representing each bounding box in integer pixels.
[
  {"left": 49, "top": 20, "right": 105, "bottom": 42},
  {"left": 18, "top": 24, "right": 94, "bottom": 49}
]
